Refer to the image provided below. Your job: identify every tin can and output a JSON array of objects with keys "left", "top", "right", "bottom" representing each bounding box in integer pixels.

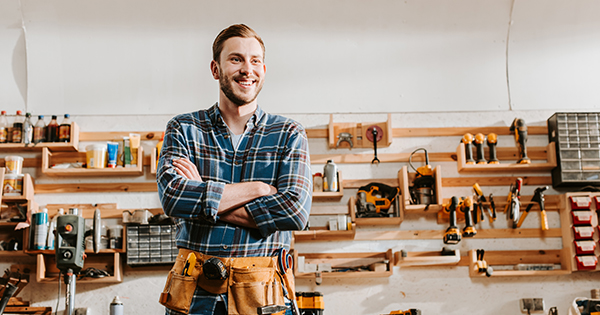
[{"left": 323, "top": 160, "right": 338, "bottom": 192}]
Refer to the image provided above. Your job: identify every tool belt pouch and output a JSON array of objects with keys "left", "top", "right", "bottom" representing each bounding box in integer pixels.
[
  {"left": 227, "top": 259, "right": 285, "bottom": 315},
  {"left": 159, "top": 253, "right": 201, "bottom": 314}
]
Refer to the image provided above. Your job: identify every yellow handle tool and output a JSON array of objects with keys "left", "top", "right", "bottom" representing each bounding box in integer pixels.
[{"left": 182, "top": 252, "right": 197, "bottom": 276}]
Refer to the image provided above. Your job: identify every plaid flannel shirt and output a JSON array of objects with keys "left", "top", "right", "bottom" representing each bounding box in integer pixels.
[{"left": 157, "top": 104, "right": 312, "bottom": 258}]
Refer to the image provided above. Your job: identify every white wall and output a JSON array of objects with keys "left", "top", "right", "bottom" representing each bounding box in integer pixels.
[{"left": 2, "top": 1, "right": 600, "bottom": 314}]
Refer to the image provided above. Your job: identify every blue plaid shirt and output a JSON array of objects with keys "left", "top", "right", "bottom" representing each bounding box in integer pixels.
[{"left": 157, "top": 104, "right": 312, "bottom": 258}]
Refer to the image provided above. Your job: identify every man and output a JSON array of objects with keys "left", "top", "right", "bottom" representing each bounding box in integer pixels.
[{"left": 157, "top": 24, "right": 312, "bottom": 315}]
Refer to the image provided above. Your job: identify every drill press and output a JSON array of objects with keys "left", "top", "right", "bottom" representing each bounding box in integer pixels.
[{"left": 55, "top": 208, "right": 101, "bottom": 315}]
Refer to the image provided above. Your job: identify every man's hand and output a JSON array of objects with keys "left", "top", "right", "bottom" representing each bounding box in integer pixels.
[{"left": 173, "top": 158, "right": 203, "bottom": 181}]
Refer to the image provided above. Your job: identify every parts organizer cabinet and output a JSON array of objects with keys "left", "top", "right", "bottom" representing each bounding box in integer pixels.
[
  {"left": 126, "top": 224, "right": 177, "bottom": 266},
  {"left": 548, "top": 112, "right": 600, "bottom": 187}
]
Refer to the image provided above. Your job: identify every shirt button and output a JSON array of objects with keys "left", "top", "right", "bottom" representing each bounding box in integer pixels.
[
  {"left": 234, "top": 161, "right": 241, "bottom": 166},
  {"left": 224, "top": 134, "right": 230, "bottom": 139},
  {"left": 223, "top": 245, "right": 228, "bottom": 249}
]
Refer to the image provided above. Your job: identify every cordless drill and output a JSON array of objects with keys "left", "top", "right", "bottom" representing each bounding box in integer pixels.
[
  {"left": 474, "top": 133, "right": 487, "bottom": 164},
  {"left": 462, "top": 133, "right": 476, "bottom": 165},
  {"left": 461, "top": 197, "right": 477, "bottom": 237},
  {"left": 487, "top": 133, "right": 499, "bottom": 164},
  {"left": 443, "top": 196, "right": 461, "bottom": 245},
  {"left": 510, "top": 118, "right": 531, "bottom": 164}
]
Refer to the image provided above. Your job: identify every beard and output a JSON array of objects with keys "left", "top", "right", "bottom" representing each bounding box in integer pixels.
[{"left": 219, "top": 69, "right": 263, "bottom": 107}]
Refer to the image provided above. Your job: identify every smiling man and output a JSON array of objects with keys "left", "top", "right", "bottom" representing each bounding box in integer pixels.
[{"left": 157, "top": 24, "right": 312, "bottom": 315}]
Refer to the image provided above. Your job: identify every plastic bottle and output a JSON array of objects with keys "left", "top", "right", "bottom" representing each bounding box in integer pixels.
[
  {"left": 58, "top": 114, "right": 71, "bottom": 142},
  {"left": 110, "top": 296, "right": 124, "bottom": 315},
  {"left": 46, "top": 208, "right": 63, "bottom": 250},
  {"left": 323, "top": 160, "right": 339, "bottom": 192},
  {"left": 32, "top": 208, "right": 49, "bottom": 250},
  {"left": 22, "top": 113, "right": 33, "bottom": 144},
  {"left": 33, "top": 115, "right": 46, "bottom": 144},
  {"left": 0, "top": 111, "right": 8, "bottom": 143},
  {"left": 11, "top": 110, "right": 24, "bottom": 143},
  {"left": 46, "top": 115, "right": 59, "bottom": 142}
]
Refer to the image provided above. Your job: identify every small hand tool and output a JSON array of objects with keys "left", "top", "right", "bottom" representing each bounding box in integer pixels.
[
  {"left": 203, "top": 257, "right": 228, "bottom": 280},
  {"left": 487, "top": 133, "right": 499, "bottom": 164},
  {"left": 367, "top": 126, "right": 383, "bottom": 164},
  {"left": 462, "top": 133, "right": 476, "bottom": 164},
  {"left": 474, "top": 133, "right": 487, "bottom": 164},
  {"left": 489, "top": 193, "right": 497, "bottom": 221},
  {"left": 258, "top": 305, "right": 289, "bottom": 315},
  {"left": 516, "top": 186, "right": 549, "bottom": 230},
  {"left": 182, "top": 252, "right": 196, "bottom": 276},
  {"left": 506, "top": 178, "right": 523, "bottom": 228},
  {"left": 472, "top": 183, "right": 487, "bottom": 222},
  {"left": 476, "top": 249, "right": 493, "bottom": 277}
]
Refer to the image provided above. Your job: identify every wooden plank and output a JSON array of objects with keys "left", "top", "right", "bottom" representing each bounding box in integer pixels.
[
  {"left": 305, "top": 126, "right": 548, "bottom": 139},
  {"left": 34, "top": 182, "right": 158, "bottom": 194},
  {"left": 79, "top": 131, "right": 163, "bottom": 141},
  {"left": 343, "top": 176, "right": 553, "bottom": 189},
  {"left": 353, "top": 228, "right": 561, "bottom": 240}
]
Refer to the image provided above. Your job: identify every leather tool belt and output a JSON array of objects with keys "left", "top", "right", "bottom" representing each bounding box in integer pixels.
[{"left": 159, "top": 248, "right": 294, "bottom": 315}]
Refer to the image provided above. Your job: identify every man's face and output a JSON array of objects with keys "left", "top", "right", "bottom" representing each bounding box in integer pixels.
[{"left": 212, "top": 37, "right": 266, "bottom": 107}]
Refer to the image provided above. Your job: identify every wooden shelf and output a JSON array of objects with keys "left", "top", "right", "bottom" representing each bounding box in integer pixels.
[
  {"left": 394, "top": 250, "right": 461, "bottom": 267},
  {"left": 327, "top": 114, "right": 392, "bottom": 149},
  {"left": 312, "top": 171, "right": 344, "bottom": 201},
  {"left": 41, "top": 146, "right": 144, "bottom": 176},
  {"left": 456, "top": 142, "right": 557, "bottom": 173},
  {"left": 36, "top": 252, "right": 123, "bottom": 283},
  {"left": 398, "top": 165, "right": 443, "bottom": 211},
  {"left": 0, "top": 222, "right": 27, "bottom": 256},
  {"left": 349, "top": 195, "right": 403, "bottom": 226},
  {"left": 0, "top": 122, "right": 79, "bottom": 152},
  {"left": 467, "top": 249, "right": 570, "bottom": 277},
  {"left": 293, "top": 224, "right": 356, "bottom": 242},
  {"left": 294, "top": 249, "right": 393, "bottom": 280}
]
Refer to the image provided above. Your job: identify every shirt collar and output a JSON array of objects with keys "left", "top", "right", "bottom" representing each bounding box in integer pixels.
[{"left": 208, "top": 103, "right": 266, "bottom": 129}]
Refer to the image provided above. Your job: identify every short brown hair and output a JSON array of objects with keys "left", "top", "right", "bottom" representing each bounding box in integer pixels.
[{"left": 212, "top": 24, "right": 265, "bottom": 63}]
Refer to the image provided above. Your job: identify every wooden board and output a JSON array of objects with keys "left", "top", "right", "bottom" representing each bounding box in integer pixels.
[
  {"left": 456, "top": 142, "right": 557, "bottom": 173},
  {"left": 41, "top": 147, "right": 144, "bottom": 177}
]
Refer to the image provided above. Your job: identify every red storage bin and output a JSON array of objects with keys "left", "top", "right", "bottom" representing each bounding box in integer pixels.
[
  {"left": 572, "top": 211, "right": 594, "bottom": 225},
  {"left": 570, "top": 196, "right": 592, "bottom": 210},
  {"left": 575, "top": 240, "right": 597, "bottom": 255},
  {"left": 595, "top": 196, "right": 600, "bottom": 210},
  {"left": 576, "top": 255, "right": 598, "bottom": 270},
  {"left": 573, "top": 226, "right": 595, "bottom": 240}
]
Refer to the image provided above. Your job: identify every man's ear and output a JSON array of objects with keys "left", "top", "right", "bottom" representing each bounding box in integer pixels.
[{"left": 210, "top": 60, "right": 219, "bottom": 80}]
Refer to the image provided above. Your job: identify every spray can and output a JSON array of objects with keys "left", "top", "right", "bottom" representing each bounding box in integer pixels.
[
  {"left": 32, "top": 208, "right": 49, "bottom": 250},
  {"left": 323, "top": 160, "right": 338, "bottom": 192},
  {"left": 110, "top": 296, "right": 124, "bottom": 315}
]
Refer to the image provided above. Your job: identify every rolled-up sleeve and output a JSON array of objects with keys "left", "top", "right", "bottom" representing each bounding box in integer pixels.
[
  {"left": 157, "top": 118, "right": 225, "bottom": 224},
  {"left": 245, "top": 124, "right": 312, "bottom": 237}
]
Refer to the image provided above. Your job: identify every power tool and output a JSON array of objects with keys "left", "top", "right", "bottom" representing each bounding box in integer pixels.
[
  {"left": 506, "top": 178, "right": 523, "bottom": 228},
  {"left": 461, "top": 197, "right": 476, "bottom": 237},
  {"left": 56, "top": 208, "right": 102, "bottom": 315},
  {"left": 474, "top": 133, "right": 487, "bottom": 164},
  {"left": 576, "top": 299, "right": 600, "bottom": 315},
  {"left": 409, "top": 148, "right": 436, "bottom": 205},
  {"left": 487, "top": 133, "right": 499, "bottom": 164},
  {"left": 443, "top": 196, "right": 461, "bottom": 245},
  {"left": 516, "top": 186, "right": 549, "bottom": 230},
  {"left": 510, "top": 118, "right": 531, "bottom": 164},
  {"left": 356, "top": 183, "right": 400, "bottom": 218},
  {"left": 295, "top": 291, "right": 324, "bottom": 315},
  {"left": 384, "top": 309, "right": 421, "bottom": 315},
  {"left": 462, "top": 133, "right": 476, "bottom": 165}
]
